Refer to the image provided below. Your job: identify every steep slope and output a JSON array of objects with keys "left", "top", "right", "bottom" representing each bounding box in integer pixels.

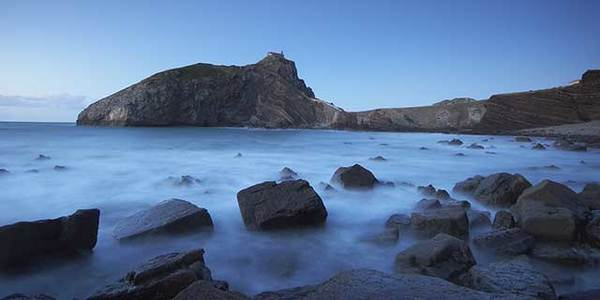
[{"left": 77, "top": 54, "right": 348, "bottom": 128}]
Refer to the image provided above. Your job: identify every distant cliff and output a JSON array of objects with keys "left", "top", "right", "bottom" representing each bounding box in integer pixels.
[{"left": 78, "top": 55, "right": 600, "bottom": 134}]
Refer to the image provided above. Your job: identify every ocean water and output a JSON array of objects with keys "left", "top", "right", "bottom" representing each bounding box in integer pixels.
[{"left": 0, "top": 122, "right": 599, "bottom": 298}]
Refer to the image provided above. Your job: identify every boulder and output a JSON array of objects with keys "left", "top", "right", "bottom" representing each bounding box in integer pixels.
[
  {"left": 579, "top": 183, "right": 600, "bottom": 210},
  {"left": 394, "top": 233, "right": 476, "bottom": 282},
  {"left": 472, "top": 228, "right": 535, "bottom": 256},
  {"left": 330, "top": 164, "right": 378, "bottom": 188},
  {"left": 279, "top": 167, "right": 298, "bottom": 181},
  {"left": 89, "top": 249, "right": 212, "bottom": 300},
  {"left": 173, "top": 281, "right": 248, "bottom": 300},
  {"left": 0, "top": 209, "right": 99, "bottom": 268},
  {"left": 385, "top": 214, "right": 411, "bottom": 231},
  {"left": 461, "top": 257, "right": 556, "bottom": 299},
  {"left": 113, "top": 199, "right": 213, "bottom": 241},
  {"left": 467, "top": 210, "right": 491, "bottom": 228},
  {"left": 415, "top": 199, "right": 442, "bottom": 210},
  {"left": 513, "top": 180, "right": 590, "bottom": 241},
  {"left": 410, "top": 208, "right": 469, "bottom": 238},
  {"left": 254, "top": 268, "right": 497, "bottom": 300},
  {"left": 452, "top": 175, "right": 484, "bottom": 194},
  {"left": 467, "top": 143, "right": 484, "bottom": 149},
  {"left": 492, "top": 210, "right": 516, "bottom": 230},
  {"left": 237, "top": 180, "right": 327, "bottom": 230},
  {"left": 515, "top": 136, "right": 533, "bottom": 142},
  {"left": 471, "top": 173, "right": 532, "bottom": 207},
  {"left": 417, "top": 184, "right": 450, "bottom": 200}
]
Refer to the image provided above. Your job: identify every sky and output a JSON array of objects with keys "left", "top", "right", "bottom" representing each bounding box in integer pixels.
[{"left": 1, "top": 0, "right": 599, "bottom": 122}]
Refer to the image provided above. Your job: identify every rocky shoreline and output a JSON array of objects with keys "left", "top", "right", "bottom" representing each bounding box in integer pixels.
[{"left": 2, "top": 145, "right": 600, "bottom": 299}]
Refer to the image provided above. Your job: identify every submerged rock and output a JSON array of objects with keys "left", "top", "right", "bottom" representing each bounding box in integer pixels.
[
  {"left": 113, "top": 199, "right": 213, "bottom": 241},
  {"left": 515, "top": 136, "right": 532, "bottom": 142},
  {"left": 254, "top": 268, "right": 495, "bottom": 300},
  {"left": 89, "top": 249, "right": 213, "bottom": 300},
  {"left": 416, "top": 199, "right": 442, "bottom": 210},
  {"left": 410, "top": 207, "right": 469, "bottom": 238},
  {"left": 472, "top": 228, "right": 535, "bottom": 256},
  {"left": 237, "top": 180, "right": 327, "bottom": 230},
  {"left": 532, "top": 143, "right": 546, "bottom": 150},
  {"left": 553, "top": 139, "right": 587, "bottom": 152},
  {"left": 467, "top": 143, "right": 484, "bottom": 149},
  {"left": 461, "top": 257, "right": 556, "bottom": 299},
  {"left": 0, "top": 168, "right": 9, "bottom": 175},
  {"left": 168, "top": 175, "right": 202, "bottom": 186},
  {"left": 438, "top": 138, "right": 464, "bottom": 146},
  {"left": 394, "top": 233, "right": 475, "bottom": 283},
  {"left": 330, "top": 164, "right": 378, "bottom": 189},
  {"left": 385, "top": 214, "right": 411, "bottom": 231},
  {"left": 417, "top": 184, "right": 450, "bottom": 200},
  {"left": 0, "top": 209, "right": 99, "bottom": 268},
  {"left": 278, "top": 167, "right": 298, "bottom": 181},
  {"left": 53, "top": 165, "right": 67, "bottom": 171},
  {"left": 368, "top": 155, "right": 386, "bottom": 161},
  {"left": 35, "top": 154, "right": 51, "bottom": 160}
]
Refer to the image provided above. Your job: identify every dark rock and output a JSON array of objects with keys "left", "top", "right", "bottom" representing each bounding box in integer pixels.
[
  {"left": 461, "top": 257, "right": 556, "bottom": 299},
  {"left": 0, "top": 209, "right": 99, "bottom": 268},
  {"left": 385, "top": 214, "right": 411, "bottom": 231},
  {"left": 579, "top": 183, "right": 600, "bottom": 210},
  {"left": 410, "top": 208, "right": 469, "bottom": 238},
  {"left": 467, "top": 209, "right": 491, "bottom": 228},
  {"left": 0, "top": 168, "right": 9, "bottom": 175},
  {"left": 452, "top": 175, "right": 484, "bottom": 194},
  {"left": 455, "top": 153, "right": 466, "bottom": 156},
  {"left": 553, "top": 139, "right": 587, "bottom": 152},
  {"left": 419, "top": 146, "right": 429, "bottom": 150},
  {"left": 237, "top": 180, "right": 327, "bottom": 230},
  {"left": 470, "top": 173, "right": 531, "bottom": 207},
  {"left": 559, "top": 289, "right": 600, "bottom": 300},
  {"left": 234, "top": 153, "right": 242, "bottom": 158},
  {"left": 530, "top": 243, "right": 600, "bottom": 266},
  {"left": 485, "top": 151, "right": 496, "bottom": 154},
  {"left": 368, "top": 155, "right": 386, "bottom": 161},
  {"left": 279, "top": 167, "right": 298, "bottom": 181},
  {"left": 254, "top": 268, "right": 496, "bottom": 300},
  {"left": 467, "top": 143, "right": 484, "bottom": 149},
  {"left": 513, "top": 180, "right": 589, "bottom": 242},
  {"left": 436, "top": 189, "right": 451, "bottom": 200},
  {"left": 89, "top": 249, "right": 212, "bottom": 300},
  {"left": 443, "top": 199, "right": 472, "bottom": 209},
  {"left": 113, "top": 199, "right": 213, "bottom": 241},
  {"left": 53, "top": 165, "right": 67, "bottom": 171},
  {"left": 417, "top": 184, "right": 450, "bottom": 200},
  {"left": 318, "top": 181, "right": 335, "bottom": 191},
  {"left": 330, "top": 164, "right": 378, "bottom": 189},
  {"left": 448, "top": 139, "right": 463, "bottom": 145},
  {"left": 25, "top": 169, "right": 39, "bottom": 173},
  {"left": 168, "top": 175, "right": 202, "bottom": 186},
  {"left": 473, "top": 228, "right": 535, "bottom": 256},
  {"left": 173, "top": 281, "right": 248, "bottom": 300},
  {"left": 395, "top": 233, "right": 476, "bottom": 282},
  {"left": 585, "top": 213, "right": 600, "bottom": 247},
  {"left": 515, "top": 136, "right": 533, "bottom": 142},
  {"left": 416, "top": 199, "right": 442, "bottom": 210},
  {"left": 1, "top": 294, "right": 56, "bottom": 300},
  {"left": 532, "top": 143, "right": 546, "bottom": 150},
  {"left": 492, "top": 210, "right": 516, "bottom": 230},
  {"left": 35, "top": 154, "right": 50, "bottom": 160}
]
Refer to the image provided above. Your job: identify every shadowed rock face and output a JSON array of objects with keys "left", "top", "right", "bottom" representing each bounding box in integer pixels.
[{"left": 77, "top": 54, "right": 600, "bottom": 134}]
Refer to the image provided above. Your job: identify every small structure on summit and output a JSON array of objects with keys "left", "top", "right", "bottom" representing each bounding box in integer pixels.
[{"left": 268, "top": 51, "right": 284, "bottom": 58}]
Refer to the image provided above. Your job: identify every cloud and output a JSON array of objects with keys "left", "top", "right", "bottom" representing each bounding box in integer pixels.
[{"left": 0, "top": 94, "right": 89, "bottom": 122}]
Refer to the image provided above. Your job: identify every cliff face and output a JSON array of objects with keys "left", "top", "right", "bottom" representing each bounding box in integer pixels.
[
  {"left": 77, "top": 54, "right": 348, "bottom": 128},
  {"left": 78, "top": 55, "right": 600, "bottom": 134}
]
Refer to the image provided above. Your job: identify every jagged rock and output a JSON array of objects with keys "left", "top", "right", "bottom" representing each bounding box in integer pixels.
[
  {"left": 254, "top": 268, "right": 501, "bottom": 300},
  {"left": 467, "top": 143, "right": 484, "bottom": 149},
  {"left": 513, "top": 180, "right": 589, "bottom": 242},
  {"left": 452, "top": 175, "right": 484, "bottom": 194},
  {"left": 173, "top": 281, "right": 248, "bottom": 300},
  {"left": 237, "top": 180, "right": 327, "bottom": 230},
  {"left": 279, "top": 167, "right": 298, "bottom": 181},
  {"left": 369, "top": 155, "right": 386, "bottom": 161},
  {"left": 1, "top": 294, "right": 56, "bottom": 300},
  {"left": 410, "top": 208, "right": 469, "bottom": 238},
  {"left": 470, "top": 173, "right": 532, "bottom": 207},
  {"left": 515, "top": 136, "right": 533, "bottom": 142},
  {"left": 532, "top": 143, "right": 546, "bottom": 150},
  {"left": 461, "top": 257, "right": 556, "bottom": 299},
  {"left": 467, "top": 209, "right": 491, "bottom": 228},
  {"left": 579, "top": 183, "right": 600, "bottom": 210},
  {"left": 492, "top": 210, "right": 516, "bottom": 230},
  {"left": 89, "top": 249, "right": 212, "bottom": 300},
  {"left": 113, "top": 199, "right": 213, "bottom": 241},
  {"left": 472, "top": 228, "right": 535, "bottom": 256},
  {"left": 35, "top": 154, "right": 50, "bottom": 160},
  {"left": 0, "top": 209, "right": 99, "bottom": 268},
  {"left": 394, "top": 233, "right": 475, "bottom": 282},
  {"left": 416, "top": 199, "right": 442, "bottom": 210},
  {"left": 330, "top": 164, "right": 378, "bottom": 189}
]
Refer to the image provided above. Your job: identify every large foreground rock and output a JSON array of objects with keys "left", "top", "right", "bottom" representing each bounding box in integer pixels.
[
  {"left": 395, "top": 233, "right": 476, "bottom": 282},
  {"left": 0, "top": 209, "right": 99, "bottom": 268},
  {"left": 113, "top": 199, "right": 213, "bottom": 241},
  {"left": 461, "top": 257, "right": 556, "bottom": 299},
  {"left": 512, "top": 180, "right": 589, "bottom": 242},
  {"left": 473, "top": 228, "right": 535, "bottom": 256},
  {"left": 454, "top": 173, "right": 531, "bottom": 208},
  {"left": 330, "top": 164, "right": 378, "bottom": 189},
  {"left": 410, "top": 208, "right": 469, "bottom": 238},
  {"left": 89, "top": 249, "right": 213, "bottom": 300},
  {"left": 254, "top": 269, "right": 500, "bottom": 300},
  {"left": 173, "top": 281, "right": 248, "bottom": 300},
  {"left": 237, "top": 180, "right": 327, "bottom": 230}
]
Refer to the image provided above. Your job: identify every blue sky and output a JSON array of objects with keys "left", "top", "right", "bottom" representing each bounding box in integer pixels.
[{"left": 1, "top": 0, "right": 599, "bottom": 121}]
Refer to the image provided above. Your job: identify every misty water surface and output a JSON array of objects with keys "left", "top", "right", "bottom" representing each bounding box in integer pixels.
[{"left": 1, "top": 122, "right": 599, "bottom": 298}]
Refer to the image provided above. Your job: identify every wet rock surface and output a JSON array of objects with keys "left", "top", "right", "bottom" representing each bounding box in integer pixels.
[
  {"left": 410, "top": 207, "right": 469, "bottom": 238},
  {"left": 330, "top": 164, "right": 378, "bottom": 189},
  {"left": 473, "top": 228, "right": 535, "bottom": 256},
  {"left": 493, "top": 210, "right": 517, "bottom": 230},
  {"left": 237, "top": 180, "right": 327, "bottom": 230},
  {"left": 469, "top": 173, "right": 532, "bottom": 207},
  {"left": 113, "top": 199, "right": 213, "bottom": 241},
  {"left": 0, "top": 209, "right": 99, "bottom": 268}
]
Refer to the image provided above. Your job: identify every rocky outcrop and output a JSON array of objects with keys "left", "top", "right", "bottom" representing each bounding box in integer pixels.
[
  {"left": 254, "top": 268, "right": 498, "bottom": 300},
  {"left": 78, "top": 54, "right": 600, "bottom": 135},
  {"left": 113, "top": 199, "right": 213, "bottom": 241},
  {"left": 0, "top": 209, "right": 99, "bottom": 268},
  {"left": 236, "top": 180, "right": 327, "bottom": 230},
  {"left": 89, "top": 249, "right": 214, "bottom": 300}
]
